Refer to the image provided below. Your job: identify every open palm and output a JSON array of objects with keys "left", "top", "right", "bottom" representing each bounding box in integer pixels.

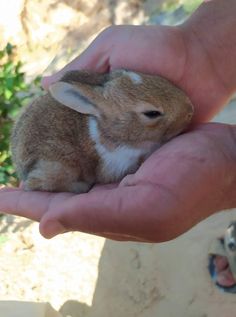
[{"left": 0, "top": 123, "right": 234, "bottom": 241}]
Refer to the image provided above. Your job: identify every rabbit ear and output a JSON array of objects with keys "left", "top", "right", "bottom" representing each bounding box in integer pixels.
[{"left": 49, "top": 82, "right": 100, "bottom": 116}]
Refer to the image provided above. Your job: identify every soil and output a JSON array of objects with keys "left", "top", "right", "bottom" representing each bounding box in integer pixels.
[{"left": 0, "top": 215, "right": 104, "bottom": 312}]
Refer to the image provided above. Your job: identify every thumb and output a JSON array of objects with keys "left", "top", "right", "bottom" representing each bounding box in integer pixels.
[
  {"left": 38, "top": 185, "right": 150, "bottom": 239},
  {"left": 38, "top": 187, "right": 126, "bottom": 239}
]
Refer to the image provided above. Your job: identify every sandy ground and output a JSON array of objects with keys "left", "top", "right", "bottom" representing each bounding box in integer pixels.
[{"left": 0, "top": 101, "right": 235, "bottom": 317}]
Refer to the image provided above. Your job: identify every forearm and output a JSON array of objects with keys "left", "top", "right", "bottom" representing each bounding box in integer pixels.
[
  {"left": 200, "top": 124, "right": 236, "bottom": 213},
  {"left": 187, "top": 0, "right": 236, "bottom": 94},
  {"left": 180, "top": 0, "right": 236, "bottom": 121}
]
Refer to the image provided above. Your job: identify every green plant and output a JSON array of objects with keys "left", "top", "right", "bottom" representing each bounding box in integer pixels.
[
  {"left": 0, "top": 43, "right": 41, "bottom": 186},
  {"left": 0, "top": 234, "right": 8, "bottom": 247},
  {"left": 161, "top": 0, "right": 202, "bottom": 14},
  {"left": 182, "top": 0, "right": 202, "bottom": 13}
]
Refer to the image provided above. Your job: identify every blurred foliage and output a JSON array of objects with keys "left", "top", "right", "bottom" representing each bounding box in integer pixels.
[
  {"left": 182, "top": 0, "right": 202, "bottom": 13},
  {"left": 0, "top": 43, "right": 41, "bottom": 186},
  {"left": 161, "top": 0, "right": 202, "bottom": 13},
  {"left": 0, "top": 234, "right": 8, "bottom": 247}
]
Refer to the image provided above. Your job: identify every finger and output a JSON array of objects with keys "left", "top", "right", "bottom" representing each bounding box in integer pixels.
[
  {"left": 0, "top": 187, "right": 73, "bottom": 222},
  {"left": 41, "top": 33, "right": 111, "bottom": 90},
  {"left": 39, "top": 184, "right": 158, "bottom": 240}
]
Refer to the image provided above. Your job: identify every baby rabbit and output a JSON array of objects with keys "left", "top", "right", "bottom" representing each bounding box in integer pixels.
[{"left": 11, "top": 70, "right": 193, "bottom": 193}]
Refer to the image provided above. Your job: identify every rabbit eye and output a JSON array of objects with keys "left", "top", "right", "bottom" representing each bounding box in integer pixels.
[{"left": 142, "top": 111, "right": 162, "bottom": 119}]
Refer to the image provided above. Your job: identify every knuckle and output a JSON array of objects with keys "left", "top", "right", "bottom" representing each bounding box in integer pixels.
[{"left": 100, "top": 25, "right": 122, "bottom": 38}]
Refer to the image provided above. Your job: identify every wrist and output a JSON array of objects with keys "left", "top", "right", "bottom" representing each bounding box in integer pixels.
[
  {"left": 210, "top": 124, "right": 236, "bottom": 212},
  {"left": 178, "top": 0, "right": 236, "bottom": 122},
  {"left": 186, "top": 0, "right": 236, "bottom": 94}
]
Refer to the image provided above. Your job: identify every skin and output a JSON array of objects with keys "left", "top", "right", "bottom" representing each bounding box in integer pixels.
[{"left": 0, "top": 0, "right": 235, "bottom": 285}]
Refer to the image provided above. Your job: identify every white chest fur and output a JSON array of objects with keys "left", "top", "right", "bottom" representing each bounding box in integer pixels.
[{"left": 88, "top": 117, "right": 158, "bottom": 182}]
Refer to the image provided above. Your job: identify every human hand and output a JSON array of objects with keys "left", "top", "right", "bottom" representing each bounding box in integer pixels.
[
  {"left": 42, "top": 22, "right": 235, "bottom": 123},
  {"left": 1, "top": 2, "right": 236, "bottom": 241},
  {"left": 0, "top": 123, "right": 235, "bottom": 241}
]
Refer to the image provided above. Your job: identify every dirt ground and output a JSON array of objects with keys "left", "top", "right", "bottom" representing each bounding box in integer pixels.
[{"left": 0, "top": 215, "right": 104, "bottom": 313}]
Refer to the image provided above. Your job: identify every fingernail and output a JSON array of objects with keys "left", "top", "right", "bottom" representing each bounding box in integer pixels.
[
  {"left": 42, "top": 221, "right": 65, "bottom": 239},
  {"left": 41, "top": 73, "right": 63, "bottom": 90},
  {"left": 41, "top": 76, "right": 51, "bottom": 90}
]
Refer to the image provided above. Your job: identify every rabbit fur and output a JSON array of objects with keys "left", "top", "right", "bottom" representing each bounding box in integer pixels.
[{"left": 11, "top": 70, "right": 193, "bottom": 193}]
